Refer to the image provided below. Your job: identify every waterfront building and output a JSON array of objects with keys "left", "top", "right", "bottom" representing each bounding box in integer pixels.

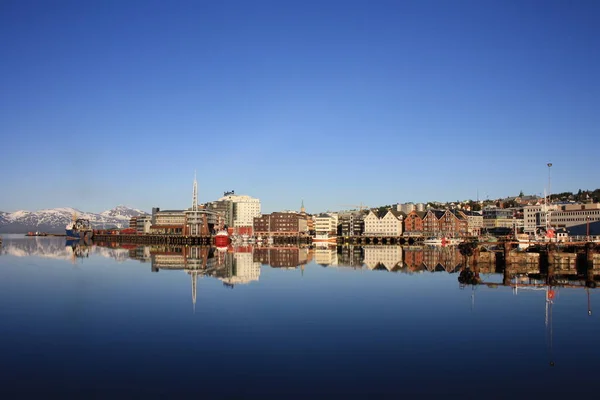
[
  {"left": 205, "top": 200, "right": 234, "bottom": 226},
  {"left": 306, "top": 215, "right": 315, "bottom": 234},
  {"left": 151, "top": 208, "right": 185, "bottom": 234},
  {"left": 136, "top": 215, "right": 152, "bottom": 234},
  {"left": 363, "top": 209, "right": 403, "bottom": 236},
  {"left": 482, "top": 207, "right": 517, "bottom": 230},
  {"left": 524, "top": 205, "right": 548, "bottom": 234},
  {"left": 403, "top": 210, "right": 427, "bottom": 236},
  {"left": 338, "top": 211, "right": 365, "bottom": 236},
  {"left": 253, "top": 212, "right": 308, "bottom": 237},
  {"left": 423, "top": 209, "right": 468, "bottom": 237},
  {"left": 423, "top": 210, "right": 444, "bottom": 236},
  {"left": 207, "top": 191, "right": 261, "bottom": 235},
  {"left": 457, "top": 210, "right": 483, "bottom": 236},
  {"left": 314, "top": 213, "right": 338, "bottom": 235},
  {"left": 542, "top": 203, "right": 600, "bottom": 230},
  {"left": 129, "top": 217, "right": 137, "bottom": 229},
  {"left": 363, "top": 245, "right": 403, "bottom": 271}
]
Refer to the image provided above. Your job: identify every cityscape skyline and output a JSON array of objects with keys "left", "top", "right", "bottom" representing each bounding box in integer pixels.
[{"left": 2, "top": 1, "right": 599, "bottom": 213}]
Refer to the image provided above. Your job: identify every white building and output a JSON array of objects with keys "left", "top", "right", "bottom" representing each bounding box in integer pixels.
[
  {"left": 524, "top": 204, "right": 558, "bottom": 233},
  {"left": 136, "top": 216, "right": 152, "bottom": 234},
  {"left": 218, "top": 192, "right": 261, "bottom": 229},
  {"left": 548, "top": 203, "right": 600, "bottom": 229},
  {"left": 458, "top": 210, "right": 483, "bottom": 236},
  {"left": 314, "top": 213, "right": 338, "bottom": 234},
  {"left": 363, "top": 209, "right": 403, "bottom": 236}
]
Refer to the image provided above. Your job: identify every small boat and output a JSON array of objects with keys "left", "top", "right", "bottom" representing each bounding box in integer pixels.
[
  {"left": 313, "top": 232, "right": 337, "bottom": 243},
  {"left": 423, "top": 237, "right": 461, "bottom": 246}
]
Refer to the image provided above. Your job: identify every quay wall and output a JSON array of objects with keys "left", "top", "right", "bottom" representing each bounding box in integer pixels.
[{"left": 92, "top": 234, "right": 311, "bottom": 246}]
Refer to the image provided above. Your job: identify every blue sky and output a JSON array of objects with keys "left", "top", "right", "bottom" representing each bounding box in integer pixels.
[{"left": 1, "top": 0, "right": 599, "bottom": 214}]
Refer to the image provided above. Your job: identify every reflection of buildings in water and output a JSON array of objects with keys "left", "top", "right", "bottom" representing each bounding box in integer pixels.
[
  {"left": 403, "top": 246, "right": 425, "bottom": 272},
  {"left": 405, "top": 246, "right": 462, "bottom": 273},
  {"left": 150, "top": 246, "right": 215, "bottom": 272},
  {"left": 129, "top": 246, "right": 151, "bottom": 263},
  {"left": 253, "top": 246, "right": 309, "bottom": 269},
  {"left": 337, "top": 246, "right": 365, "bottom": 268},
  {"left": 363, "top": 245, "right": 403, "bottom": 271},
  {"left": 218, "top": 249, "right": 261, "bottom": 285},
  {"left": 314, "top": 246, "right": 338, "bottom": 266}
]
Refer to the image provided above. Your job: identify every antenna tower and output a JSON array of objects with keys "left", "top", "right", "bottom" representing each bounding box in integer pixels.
[{"left": 192, "top": 170, "right": 198, "bottom": 211}]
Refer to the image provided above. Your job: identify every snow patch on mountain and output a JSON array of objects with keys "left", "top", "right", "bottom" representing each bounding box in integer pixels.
[{"left": 0, "top": 206, "right": 149, "bottom": 233}]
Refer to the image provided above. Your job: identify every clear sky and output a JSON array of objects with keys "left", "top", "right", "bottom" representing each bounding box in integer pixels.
[{"left": 1, "top": 0, "right": 599, "bottom": 214}]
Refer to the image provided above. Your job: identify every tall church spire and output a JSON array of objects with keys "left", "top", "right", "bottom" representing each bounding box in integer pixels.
[{"left": 300, "top": 199, "right": 305, "bottom": 214}]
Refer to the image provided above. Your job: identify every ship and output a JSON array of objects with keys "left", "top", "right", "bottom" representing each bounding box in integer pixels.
[
  {"left": 214, "top": 229, "right": 230, "bottom": 247},
  {"left": 66, "top": 217, "right": 94, "bottom": 240}
]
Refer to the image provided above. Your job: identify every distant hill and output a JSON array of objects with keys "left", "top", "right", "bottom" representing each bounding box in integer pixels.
[{"left": 0, "top": 206, "right": 148, "bottom": 234}]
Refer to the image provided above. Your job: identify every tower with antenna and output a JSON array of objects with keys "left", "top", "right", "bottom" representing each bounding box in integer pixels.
[{"left": 192, "top": 170, "right": 198, "bottom": 211}]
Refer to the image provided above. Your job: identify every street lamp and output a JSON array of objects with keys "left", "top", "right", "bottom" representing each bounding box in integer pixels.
[{"left": 547, "top": 163, "right": 552, "bottom": 203}]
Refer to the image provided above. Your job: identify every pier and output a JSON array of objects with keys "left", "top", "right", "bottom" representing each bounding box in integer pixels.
[
  {"left": 337, "top": 235, "right": 422, "bottom": 245},
  {"left": 93, "top": 234, "right": 213, "bottom": 246}
]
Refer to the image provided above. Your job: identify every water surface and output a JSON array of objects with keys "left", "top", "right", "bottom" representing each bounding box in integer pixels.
[{"left": 1, "top": 235, "right": 598, "bottom": 398}]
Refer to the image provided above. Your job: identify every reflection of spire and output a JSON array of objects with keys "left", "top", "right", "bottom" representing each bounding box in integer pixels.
[
  {"left": 190, "top": 270, "right": 198, "bottom": 313},
  {"left": 301, "top": 264, "right": 304, "bottom": 277},
  {"left": 588, "top": 288, "right": 592, "bottom": 316}
]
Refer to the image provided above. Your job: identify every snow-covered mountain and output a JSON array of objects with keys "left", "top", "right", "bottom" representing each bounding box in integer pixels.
[{"left": 0, "top": 206, "right": 148, "bottom": 233}]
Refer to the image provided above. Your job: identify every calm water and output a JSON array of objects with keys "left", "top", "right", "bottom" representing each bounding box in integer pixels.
[{"left": 1, "top": 234, "right": 599, "bottom": 398}]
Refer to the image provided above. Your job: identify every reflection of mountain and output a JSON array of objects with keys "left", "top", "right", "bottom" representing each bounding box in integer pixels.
[
  {"left": 0, "top": 236, "right": 130, "bottom": 262},
  {"left": 0, "top": 237, "right": 73, "bottom": 259}
]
